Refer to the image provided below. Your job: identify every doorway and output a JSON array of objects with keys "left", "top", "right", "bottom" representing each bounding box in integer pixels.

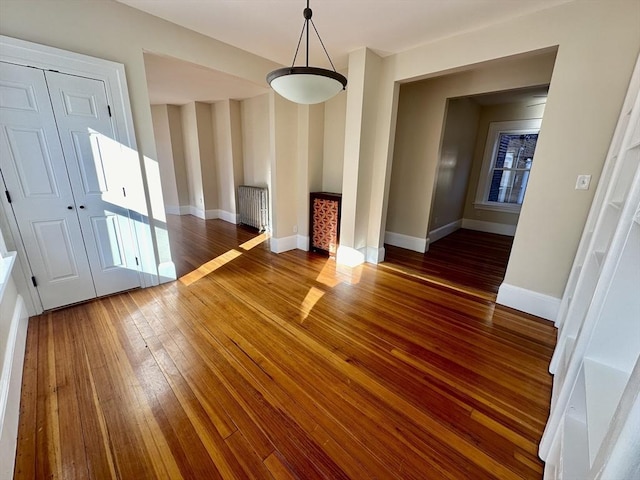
[{"left": 382, "top": 50, "right": 556, "bottom": 298}]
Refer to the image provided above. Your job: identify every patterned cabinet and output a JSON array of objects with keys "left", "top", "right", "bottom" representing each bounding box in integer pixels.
[{"left": 310, "top": 192, "right": 342, "bottom": 256}]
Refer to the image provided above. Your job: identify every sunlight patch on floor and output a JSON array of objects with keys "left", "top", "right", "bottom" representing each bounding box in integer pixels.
[
  {"left": 315, "top": 258, "right": 363, "bottom": 287},
  {"left": 239, "top": 232, "right": 270, "bottom": 251},
  {"left": 179, "top": 249, "right": 242, "bottom": 286},
  {"left": 300, "top": 286, "right": 325, "bottom": 321}
]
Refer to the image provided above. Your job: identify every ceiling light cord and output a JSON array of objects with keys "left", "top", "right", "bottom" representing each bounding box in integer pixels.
[
  {"left": 310, "top": 19, "right": 338, "bottom": 73},
  {"left": 289, "top": 0, "right": 338, "bottom": 73}
]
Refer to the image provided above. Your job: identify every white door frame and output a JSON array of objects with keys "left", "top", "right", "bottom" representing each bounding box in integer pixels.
[{"left": 0, "top": 35, "right": 158, "bottom": 315}]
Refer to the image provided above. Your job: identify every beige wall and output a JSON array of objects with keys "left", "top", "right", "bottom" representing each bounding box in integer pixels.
[
  {"left": 296, "top": 104, "right": 325, "bottom": 238},
  {"left": 229, "top": 100, "right": 244, "bottom": 208},
  {"left": 241, "top": 94, "right": 271, "bottom": 189},
  {"left": 430, "top": 98, "right": 481, "bottom": 232},
  {"left": 270, "top": 94, "right": 299, "bottom": 239},
  {"left": 167, "top": 105, "right": 190, "bottom": 207},
  {"left": 181, "top": 102, "right": 204, "bottom": 210},
  {"left": 340, "top": 47, "right": 383, "bottom": 263},
  {"left": 154, "top": 100, "right": 242, "bottom": 217},
  {"left": 386, "top": 51, "right": 556, "bottom": 239},
  {"left": 195, "top": 102, "right": 218, "bottom": 211},
  {"left": 323, "top": 91, "right": 347, "bottom": 193},
  {"left": 151, "top": 105, "right": 180, "bottom": 208},
  {"left": 212, "top": 100, "right": 238, "bottom": 216},
  {"left": 151, "top": 103, "right": 190, "bottom": 212},
  {"left": 462, "top": 101, "right": 546, "bottom": 227}
]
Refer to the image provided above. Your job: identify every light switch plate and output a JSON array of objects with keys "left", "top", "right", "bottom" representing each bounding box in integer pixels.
[{"left": 576, "top": 174, "right": 592, "bottom": 190}]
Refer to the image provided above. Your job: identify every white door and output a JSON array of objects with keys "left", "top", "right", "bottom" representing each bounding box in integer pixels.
[
  {"left": 0, "top": 62, "right": 96, "bottom": 309},
  {"left": 0, "top": 62, "right": 141, "bottom": 310},
  {"left": 44, "top": 71, "right": 140, "bottom": 297}
]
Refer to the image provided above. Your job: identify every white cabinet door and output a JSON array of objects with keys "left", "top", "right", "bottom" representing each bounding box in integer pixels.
[
  {"left": 0, "top": 61, "right": 96, "bottom": 309},
  {"left": 44, "top": 71, "right": 140, "bottom": 297}
]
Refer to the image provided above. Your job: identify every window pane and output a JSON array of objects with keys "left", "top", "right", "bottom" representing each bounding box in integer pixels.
[{"left": 488, "top": 133, "right": 538, "bottom": 204}]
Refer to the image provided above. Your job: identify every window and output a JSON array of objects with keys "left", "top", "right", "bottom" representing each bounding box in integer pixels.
[{"left": 474, "top": 119, "right": 541, "bottom": 213}]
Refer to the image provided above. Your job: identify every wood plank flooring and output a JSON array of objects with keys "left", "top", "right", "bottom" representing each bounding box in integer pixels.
[
  {"left": 14, "top": 215, "right": 556, "bottom": 479},
  {"left": 383, "top": 229, "right": 514, "bottom": 300}
]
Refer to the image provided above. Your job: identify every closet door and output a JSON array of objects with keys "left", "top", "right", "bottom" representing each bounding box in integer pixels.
[
  {"left": 44, "top": 71, "right": 140, "bottom": 297},
  {"left": 0, "top": 61, "right": 96, "bottom": 309}
]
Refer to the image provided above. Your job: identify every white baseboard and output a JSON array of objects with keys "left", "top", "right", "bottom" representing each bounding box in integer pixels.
[
  {"left": 164, "top": 205, "right": 190, "bottom": 215},
  {"left": 461, "top": 219, "right": 516, "bottom": 236},
  {"left": 188, "top": 206, "right": 205, "bottom": 219},
  {"left": 366, "top": 246, "right": 385, "bottom": 264},
  {"left": 0, "top": 294, "right": 28, "bottom": 480},
  {"left": 270, "top": 235, "right": 298, "bottom": 254},
  {"left": 429, "top": 219, "right": 462, "bottom": 243},
  {"left": 496, "top": 282, "right": 561, "bottom": 321},
  {"left": 218, "top": 210, "right": 239, "bottom": 225},
  {"left": 384, "top": 231, "right": 428, "bottom": 253},
  {"left": 188, "top": 206, "right": 218, "bottom": 220},
  {"left": 187, "top": 207, "right": 240, "bottom": 224},
  {"left": 297, "top": 235, "right": 309, "bottom": 251}
]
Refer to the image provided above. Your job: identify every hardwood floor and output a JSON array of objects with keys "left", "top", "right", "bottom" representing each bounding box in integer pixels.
[
  {"left": 14, "top": 216, "right": 556, "bottom": 479},
  {"left": 383, "top": 229, "right": 514, "bottom": 300}
]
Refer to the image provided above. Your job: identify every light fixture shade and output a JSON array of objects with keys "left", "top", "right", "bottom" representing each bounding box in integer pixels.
[{"left": 267, "top": 67, "right": 347, "bottom": 105}]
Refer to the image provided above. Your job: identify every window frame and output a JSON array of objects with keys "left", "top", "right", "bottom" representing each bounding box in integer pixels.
[{"left": 474, "top": 119, "right": 542, "bottom": 214}]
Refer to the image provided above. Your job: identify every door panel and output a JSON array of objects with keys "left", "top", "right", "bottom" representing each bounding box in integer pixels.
[
  {"left": 0, "top": 62, "right": 96, "bottom": 309},
  {"left": 32, "top": 219, "right": 82, "bottom": 280},
  {"left": 91, "top": 215, "right": 127, "bottom": 270},
  {"left": 44, "top": 71, "right": 140, "bottom": 296},
  {"left": 4, "top": 126, "right": 59, "bottom": 197}
]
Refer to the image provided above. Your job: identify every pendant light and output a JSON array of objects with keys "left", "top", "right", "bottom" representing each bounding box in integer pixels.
[{"left": 267, "top": 0, "right": 347, "bottom": 105}]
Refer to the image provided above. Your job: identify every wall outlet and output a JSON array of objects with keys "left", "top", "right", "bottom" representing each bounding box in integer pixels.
[{"left": 575, "top": 174, "right": 592, "bottom": 190}]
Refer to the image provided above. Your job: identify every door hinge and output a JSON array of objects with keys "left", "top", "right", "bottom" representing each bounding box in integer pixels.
[
  {"left": 107, "top": 105, "right": 112, "bottom": 117},
  {"left": 135, "top": 257, "right": 139, "bottom": 266},
  {"left": 5, "top": 190, "right": 11, "bottom": 204},
  {"left": 31, "top": 276, "right": 37, "bottom": 287}
]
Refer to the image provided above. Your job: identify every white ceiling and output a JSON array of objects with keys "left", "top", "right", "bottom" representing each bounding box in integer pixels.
[{"left": 125, "top": 0, "right": 571, "bottom": 105}]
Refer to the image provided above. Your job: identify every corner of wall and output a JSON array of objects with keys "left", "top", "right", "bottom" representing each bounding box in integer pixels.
[{"left": 496, "top": 282, "right": 560, "bottom": 321}]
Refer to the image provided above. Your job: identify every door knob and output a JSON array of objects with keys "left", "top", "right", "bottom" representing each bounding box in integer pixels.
[
  {"left": 67, "top": 206, "right": 73, "bottom": 210},
  {"left": 79, "top": 205, "right": 85, "bottom": 209}
]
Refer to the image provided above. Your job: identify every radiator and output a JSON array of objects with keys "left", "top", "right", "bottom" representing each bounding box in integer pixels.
[{"left": 237, "top": 185, "right": 269, "bottom": 232}]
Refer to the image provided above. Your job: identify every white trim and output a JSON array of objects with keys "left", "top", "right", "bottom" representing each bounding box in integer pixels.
[
  {"left": 496, "top": 282, "right": 561, "bottom": 321},
  {"left": 366, "top": 246, "right": 385, "bottom": 264},
  {"left": 384, "top": 231, "right": 428, "bottom": 253},
  {"left": 429, "top": 220, "right": 462, "bottom": 243},
  {"left": 473, "top": 202, "right": 522, "bottom": 214},
  {"left": 475, "top": 118, "right": 542, "bottom": 211},
  {"left": 0, "top": 294, "right": 28, "bottom": 480},
  {"left": 461, "top": 218, "right": 517, "bottom": 236},
  {"left": 270, "top": 235, "right": 298, "bottom": 253},
  {"left": 218, "top": 210, "right": 239, "bottom": 224},
  {"left": 296, "top": 235, "right": 309, "bottom": 251},
  {"left": 164, "top": 205, "right": 190, "bottom": 216},
  {"left": 185, "top": 208, "right": 240, "bottom": 224},
  {"left": 189, "top": 205, "right": 218, "bottom": 220}
]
